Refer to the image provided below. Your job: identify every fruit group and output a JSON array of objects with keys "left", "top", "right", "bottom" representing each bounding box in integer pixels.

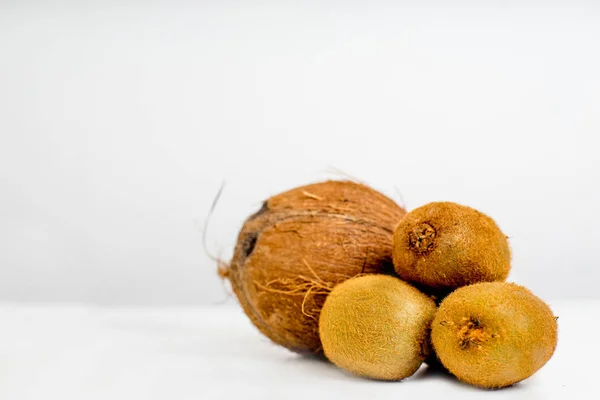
[
  {"left": 393, "top": 202, "right": 511, "bottom": 291},
  {"left": 224, "top": 180, "right": 406, "bottom": 354},
  {"left": 431, "top": 282, "right": 558, "bottom": 388},
  {"left": 319, "top": 275, "right": 437, "bottom": 380}
]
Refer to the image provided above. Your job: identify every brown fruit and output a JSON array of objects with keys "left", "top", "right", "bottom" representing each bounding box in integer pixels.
[
  {"left": 431, "top": 282, "right": 558, "bottom": 388},
  {"left": 393, "top": 202, "right": 511, "bottom": 291},
  {"left": 223, "top": 180, "right": 406, "bottom": 354},
  {"left": 319, "top": 275, "right": 437, "bottom": 380}
]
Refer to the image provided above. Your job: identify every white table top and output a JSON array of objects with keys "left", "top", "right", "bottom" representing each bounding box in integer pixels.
[{"left": 0, "top": 301, "right": 596, "bottom": 400}]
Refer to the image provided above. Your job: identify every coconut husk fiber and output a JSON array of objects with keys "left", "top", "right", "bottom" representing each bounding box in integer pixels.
[{"left": 221, "top": 180, "right": 406, "bottom": 354}]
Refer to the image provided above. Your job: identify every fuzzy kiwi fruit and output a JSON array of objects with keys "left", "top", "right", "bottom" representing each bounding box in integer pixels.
[
  {"left": 393, "top": 202, "right": 511, "bottom": 291},
  {"left": 431, "top": 282, "right": 558, "bottom": 388},
  {"left": 319, "top": 275, "right": 437, "bottom": 381},
  {"left": 222, "top": 181, "right": 406, "bottom": 354}
]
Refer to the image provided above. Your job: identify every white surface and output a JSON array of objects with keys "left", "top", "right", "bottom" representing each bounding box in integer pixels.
[
  {"left": 0, "top": 301, "right": 595, "bottom": 399},
  {"left": 2, "top": 1, "right": 600, "bottom": 305}
]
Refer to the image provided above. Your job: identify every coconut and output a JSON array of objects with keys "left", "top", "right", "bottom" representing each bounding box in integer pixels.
[{"left": 220, "top": 180, "right": 406, "bottom": 354}]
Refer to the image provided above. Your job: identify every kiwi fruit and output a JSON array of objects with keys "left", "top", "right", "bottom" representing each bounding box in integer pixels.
[
  {"left": 319, "top": 275, "right": 437, "bottom": 381},
  {"left": 431, "top": 282, "right": 558, "bottom": 388},
  {"left": 393, "top": 202, "right": 511, "bottom": 291}
]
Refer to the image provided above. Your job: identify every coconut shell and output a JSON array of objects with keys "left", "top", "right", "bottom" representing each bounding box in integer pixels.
[
  {"left": 319, "top": 275, "right": 437, "bottom": 380},
  {"left": 393, "top": 202, "right": 511, "bottom": 291},
  {"left": 431, "top": 282, "right": 558, "bottom": 388},
  {"left": 225, "top": 180, "right": 406, "bottom": 354}
]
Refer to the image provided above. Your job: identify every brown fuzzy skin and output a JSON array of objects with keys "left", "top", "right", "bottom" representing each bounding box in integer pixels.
[
  {"left": 393, "top": 202, "right": 511, "bottom": 291},
  {"left": 431, "top": 282, "right": 558, "bottom": 389},
  {"left": 319, "top": 275, "right": 437, "bottom": 381},
  {"left": 226, "top": 181, "right": 406, "bottom": 354}
]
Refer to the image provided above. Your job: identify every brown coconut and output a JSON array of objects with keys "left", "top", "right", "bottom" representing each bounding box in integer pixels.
[{"left": 221, "top": 180, "right": 406, "bottom": 354}]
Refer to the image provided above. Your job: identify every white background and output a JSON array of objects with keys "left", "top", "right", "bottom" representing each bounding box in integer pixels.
[
  {"left": 1, "top": 0, "right": 599, "bottom": 306},
  {"left": 1, "top": 302, "right": 595, "bottom": 399}
]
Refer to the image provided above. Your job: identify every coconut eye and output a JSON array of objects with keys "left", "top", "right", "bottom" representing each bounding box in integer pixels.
[{"left": 241, "top": 232, "right": 258, "bottom": 258}]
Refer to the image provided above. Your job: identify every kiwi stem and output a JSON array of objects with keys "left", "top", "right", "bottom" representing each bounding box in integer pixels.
[
  {"left": 409, "top": 223, "right": 436, "bottom": 253},
  {"left": 457, "top": 318, "right": 490, "bottom": 350}
]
